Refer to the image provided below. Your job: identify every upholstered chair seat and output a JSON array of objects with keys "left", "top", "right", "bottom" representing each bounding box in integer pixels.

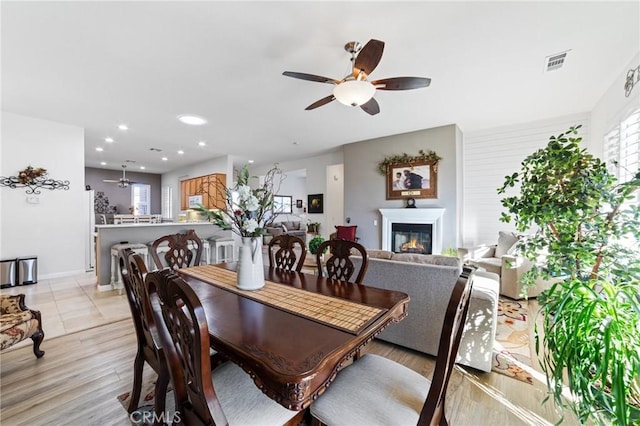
[{"left": 0, "top": 294, "right": 45, "bottom": 358}]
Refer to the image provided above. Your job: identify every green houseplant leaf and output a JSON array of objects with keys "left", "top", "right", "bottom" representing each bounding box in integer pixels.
[{"left": 498, "top": 125, "right": 640, "bottom": 425}]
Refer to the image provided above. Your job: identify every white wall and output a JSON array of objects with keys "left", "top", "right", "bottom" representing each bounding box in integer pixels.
[
  {"left": 326, "top": 164, "right": 344, "bottom": 234},
  {"left": 462, "top": 113, "right": 590, "bottom": 246},
  {"left": 251, "top": 151, "right": 344, "bottom": 240},
  {"left": 590, "top": 52, "right": 640, "bottom": 157},
  {"left": 1, "top": 112, "right": 86, "bottom": 278}
]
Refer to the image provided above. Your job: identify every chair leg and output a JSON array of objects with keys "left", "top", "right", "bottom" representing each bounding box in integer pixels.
[
  {"left": 31, "top": 312, "right": 45, "bottom": 358},
  {"left": 31, "top": 330, "right": 45, "bottom": 358},
  {"left": 153, "top": 369, "right": 170, "bottom": 426},
  {"left": 127, "top": 352, "right": 145, "bottom": 413}
]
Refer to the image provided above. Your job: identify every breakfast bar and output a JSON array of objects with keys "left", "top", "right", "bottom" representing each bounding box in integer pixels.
[{"left": 95, "top": 222, "right": 230, "bottom": 290}]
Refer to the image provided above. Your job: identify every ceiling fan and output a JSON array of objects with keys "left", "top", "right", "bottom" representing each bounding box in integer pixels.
[
  {"left": 283, "top": 39, "right": 431, "bottom": 116},
  {"left": 103, "top": 165, "right": 137, "bottom": 188}
]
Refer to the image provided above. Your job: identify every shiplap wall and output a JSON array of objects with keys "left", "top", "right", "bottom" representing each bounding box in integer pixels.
[{"left": 461, "top": 113, "right": 590, "bottom": 246}]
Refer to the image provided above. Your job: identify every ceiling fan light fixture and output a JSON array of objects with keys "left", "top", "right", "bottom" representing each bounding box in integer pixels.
[{"left": 333, "top": 80, "right": 375, "bottom": 107}]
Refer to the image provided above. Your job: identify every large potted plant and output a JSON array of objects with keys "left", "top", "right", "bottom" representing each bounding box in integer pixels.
[{"left": 497, "top": 125, "right": 640, "bottom": 425}]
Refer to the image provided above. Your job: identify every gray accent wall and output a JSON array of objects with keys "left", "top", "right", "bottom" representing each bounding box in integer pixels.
[
  {"left": 85, "top": 167, "right": 162, "bottom": 214},
  {"left": 343, "top": 124, "right": 460, "bottom": 251}
]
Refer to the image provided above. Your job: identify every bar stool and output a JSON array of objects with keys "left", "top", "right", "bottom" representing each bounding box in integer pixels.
[
  {"left": 110, "top": 243, "right": 149, "bottom": 292},
  {"left": 209, "top": 237, "right": 235, "bottom": 263}
]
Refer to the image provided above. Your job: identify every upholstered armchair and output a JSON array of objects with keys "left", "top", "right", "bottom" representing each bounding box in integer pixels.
[
  {"left": 460, "top": 231, "right": 542, "bottom": 299},
  {"left": 0, "top": 294, "right": 45, "bottom": 358}
]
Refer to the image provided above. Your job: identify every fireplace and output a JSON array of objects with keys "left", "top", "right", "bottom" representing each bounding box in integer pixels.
[
  {"left": 391, "top": 223, "right": 433, "bottom": 254},
  {"left": 379, "top": 208, "right": 445, "bottom": 254}
]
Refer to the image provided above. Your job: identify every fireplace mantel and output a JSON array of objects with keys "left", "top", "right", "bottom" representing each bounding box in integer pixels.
[{"left": 379, "top": 208, "right": 445, "bottom": 254}]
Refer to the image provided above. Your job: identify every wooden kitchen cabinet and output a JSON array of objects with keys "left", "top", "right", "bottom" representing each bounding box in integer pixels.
[{"left": 180, "top": 173, "right": 226, "bottom": 210}]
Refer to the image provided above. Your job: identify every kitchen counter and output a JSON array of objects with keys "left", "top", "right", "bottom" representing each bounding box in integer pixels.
[{"left": 95, "top": 222, "right": 231, "bottom": 290}]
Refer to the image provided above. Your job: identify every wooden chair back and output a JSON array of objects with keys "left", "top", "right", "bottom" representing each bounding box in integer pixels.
[
  {"left": 145, "top": 269, "right": 228, "bottom": 426},
  {"left": 118, "top": 248, "right": 169, "bottom": 418},
  {"left": 150, "top": 229, "right": 203, "bottom": 270},
  {"left": 418, "top": 267, "right": 475, "bottom": 426},
  {"left": 316, "top": 239, "right": 369, "bottom": 284},
  {"left": 267, "top": 234, "right": 307, "bottom": 272}
]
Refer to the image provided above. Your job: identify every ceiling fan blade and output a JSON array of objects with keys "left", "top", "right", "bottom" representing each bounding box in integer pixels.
[
  {"left": 103, "top": 179, "right": 120, "bottom": 183},
  {"left": 360, "top": 97, "right": 380, "bottom": 116},
  {"left": 283, "top": 71, "right": 340, "bottom": 85},
  {"left": 371, "top": 77, "right": 431, "bottom": 91},
  {"left": 305, "top": 95, "right": 335, "bottom": 110},
  {"left": 353, "top": 39, "right": 385, "bottom": 79}
]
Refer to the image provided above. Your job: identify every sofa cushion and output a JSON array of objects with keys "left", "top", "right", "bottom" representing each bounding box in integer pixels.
[
  {"left": 280, "top": 223, "right": 288, "bottom": 232},
  {"left": 495, "top": 231, "right": 518, "bottom": 257},
  {"left": 391, "top": 253, "right": 460, "bottom": 268},
  {"left": 472, "top": 257, "right": 502, "bottom": 275},
  {"left": 366, "top": 249, "right": 394, "bottom": 259}
]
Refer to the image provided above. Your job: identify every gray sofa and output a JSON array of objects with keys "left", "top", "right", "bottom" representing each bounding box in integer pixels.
[
  {"left": 264, "top": 221, "right": 306, "bottom": 243},
  {"left": 353, "top": 250, "right": 499, "bottom": 372}
]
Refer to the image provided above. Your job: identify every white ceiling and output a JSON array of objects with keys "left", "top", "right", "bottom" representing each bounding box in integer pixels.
[{"left": 2, "top": 1, "right": 639, "bottom": 174}]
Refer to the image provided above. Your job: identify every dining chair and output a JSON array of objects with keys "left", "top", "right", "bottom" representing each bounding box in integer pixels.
[
  {"left": 309, "top": 267, "right": 475, "bottom": 426},
  {"left": 267, "top": 234, "right": 307, "bottom": 272},
  {"left": 150, "top": 229, "right": 203, "bottom": 270},
  {"left": 316, "top": 239, "right": 369, "bottom": 284},
  {"left": 118, "top": 248, "right": 170, "bottom": 425},
  {"left": 144, "top": 269, "right": 305, "bottom": 426}
]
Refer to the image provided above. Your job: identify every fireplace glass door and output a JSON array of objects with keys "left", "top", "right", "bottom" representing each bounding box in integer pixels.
[{"left": 391, "top": 223, "right": 433, "bottom": 254}]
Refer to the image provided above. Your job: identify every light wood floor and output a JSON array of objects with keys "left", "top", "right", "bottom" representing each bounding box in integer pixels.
[{"left": 0, "top": 274, "right": 579, "bottom": 425}]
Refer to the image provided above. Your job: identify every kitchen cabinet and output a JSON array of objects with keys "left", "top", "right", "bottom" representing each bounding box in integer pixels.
[{"left": 180, "top": 173, "right": 226, "bottom": 211}]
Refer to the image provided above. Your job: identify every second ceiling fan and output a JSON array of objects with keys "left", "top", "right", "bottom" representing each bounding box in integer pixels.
[{"left": 283, "top": 39, "right": 431, "bottom": 115}]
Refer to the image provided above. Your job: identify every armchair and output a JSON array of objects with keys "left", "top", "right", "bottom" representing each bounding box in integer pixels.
[
  {"left": 459, "top": 231, "right": 541, "bottom": 300},
  {"left": 1, "top": 294, "right": 45, "bottom": 358}
]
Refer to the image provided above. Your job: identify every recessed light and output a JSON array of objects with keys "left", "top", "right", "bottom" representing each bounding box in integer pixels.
[
  {"left": 161, "top": 157, "right": 168, "bottom": 161},
  {"left": 198, "top": 141, "right": 206, "bottom": 147},
  {"left": 96, "top": 147, "right": 104, "bottom": 152},
  {"left": 118, "top": 124, "right": 128, "bottom": 130},
  {"left": 100, "top": 161, "right": 107, "bottom": 166},
  {"left": 105, "top": 137, "right": 114, "bottom": 143},
  {"left": 177, "top": 114, "right": 207, "bottom": 125},
  {"left": 248, "top": 160, "right": 255, "bottom": 164},
  {"left": 177, "top": 150, "right": 184, "bottom": 155},
  {"left": 139, "top": 166, "right": 145, "bottom": 170}
]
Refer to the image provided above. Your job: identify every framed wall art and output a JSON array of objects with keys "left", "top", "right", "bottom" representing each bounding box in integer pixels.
[
  {"left": 386, "top": 160, "right": 437, "bottom": 200},
  {"left": 307, "top": 193, "right": 323, "bottom": 213}
]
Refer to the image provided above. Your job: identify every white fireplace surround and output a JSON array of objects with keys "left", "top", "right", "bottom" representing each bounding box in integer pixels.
[{"left": 379, "top": 208, "right": 445, "bottom": 254}]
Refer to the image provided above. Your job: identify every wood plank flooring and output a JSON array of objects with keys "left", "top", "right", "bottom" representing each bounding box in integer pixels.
[
  {"left": 1, "top": 272, "right": 580, "bottom": 426},
  {"left": 1, "top": 318, "right": 579, "bottom": 425}
]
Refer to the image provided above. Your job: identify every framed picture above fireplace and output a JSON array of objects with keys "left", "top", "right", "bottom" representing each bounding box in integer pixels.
[{"left": 386, "top": 160, "right": 437, "bottom": 200}]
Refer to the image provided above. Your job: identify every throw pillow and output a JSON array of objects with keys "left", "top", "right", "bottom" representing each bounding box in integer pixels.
[
  {"left": 494, "top": 231, "right": 518, "bottom": 257},
  {"left": 335, "top": 225, "right": 357, "bottom": 241}
]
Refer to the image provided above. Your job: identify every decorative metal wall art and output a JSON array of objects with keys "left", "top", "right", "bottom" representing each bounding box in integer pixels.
[{"left": 0, "top": 166, "right": 70, "bottom": 194}]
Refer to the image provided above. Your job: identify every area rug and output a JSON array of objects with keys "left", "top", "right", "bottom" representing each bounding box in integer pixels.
[
  {"left": 492, "top": 298, "right": 534, "bottom": 384},
  {"left": 117, "top": 381, "right": 176, "bottom": 425}
]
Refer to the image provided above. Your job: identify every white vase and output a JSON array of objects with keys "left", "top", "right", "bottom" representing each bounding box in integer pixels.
[{"left": 236, "top": 237, "right": 265, "bottom": 290}]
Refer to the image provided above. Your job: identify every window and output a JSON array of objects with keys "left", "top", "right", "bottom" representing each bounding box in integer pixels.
[
  {"left": 162, "top": 186, "right": 173, "bottom": 219},
  {"left": 605, "top": 108, "right": 640, "bottom": 189},
  {"left": 131, "top": 184, "right": 151, "bottom": 215},
  {"left": 273, "top": 195, "right": 292, "bottom": 214}
]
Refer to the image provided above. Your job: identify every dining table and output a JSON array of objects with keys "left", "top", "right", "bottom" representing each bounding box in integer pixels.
[{"left": 177, "top": 262, "right": 410, "bottom": 411}]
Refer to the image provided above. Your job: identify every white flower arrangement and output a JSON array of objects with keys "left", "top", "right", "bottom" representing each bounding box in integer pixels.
[{"left": 200, "top": 164, "right": 283, "bottom": 238}]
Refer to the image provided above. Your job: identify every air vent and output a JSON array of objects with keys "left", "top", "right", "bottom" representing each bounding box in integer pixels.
[
  {"left": 125, "top": 159, "right": 137, "bottom": 163},
  {"left": 545, "top": 51, "right": 569, "bottom": 72},
  {"left": 149, "top": 147, "right": 163, "bottom": 152}
]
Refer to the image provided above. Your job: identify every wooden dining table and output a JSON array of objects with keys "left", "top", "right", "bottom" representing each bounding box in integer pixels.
[{"left": 177, "top": 262, "right": 410, "bottom": 411}]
